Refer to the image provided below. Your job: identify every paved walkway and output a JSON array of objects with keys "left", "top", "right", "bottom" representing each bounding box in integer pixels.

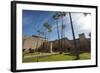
[{"left": 24, "top": 53, "right": 59, "bottom": 58}]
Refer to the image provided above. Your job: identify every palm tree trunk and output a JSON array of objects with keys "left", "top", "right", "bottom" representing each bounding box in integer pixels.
[
  {"left": 56, "top": 20, "right": 61, "bottom": 53},
  {"left": 69, "top": 12, "right": 80, "bottom": 60},
  {"left": 60, "top": 16, "right": 64, "bottom": 54},
  {"left": 36, "top": 38, "right": 39, "bottom": 62}
]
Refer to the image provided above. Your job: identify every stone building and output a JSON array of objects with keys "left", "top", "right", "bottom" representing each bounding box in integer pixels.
[
  {"left": 79, "top": 33, "right": 90, "bottom": 51},
  {"left": 23, "top": 33, "right": 91, "bottom": 53},
  {"left": 23, "top": 35, "right": 45, "bottom": 52},
  {"left": 51, "top": 38, "right": 72, "bottom": 52}
]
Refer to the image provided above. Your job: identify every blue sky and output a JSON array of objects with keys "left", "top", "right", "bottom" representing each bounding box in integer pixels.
[{"left": 22, "top": 10, "right": 91, "bottom": 40}]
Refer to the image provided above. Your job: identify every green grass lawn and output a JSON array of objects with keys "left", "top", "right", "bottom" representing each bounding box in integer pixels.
[{"left": 23, "top": 52, "right": 91, "bottom": 63}]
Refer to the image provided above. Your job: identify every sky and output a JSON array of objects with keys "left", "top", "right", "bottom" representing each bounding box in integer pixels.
[{"left": 22, "top": 10, "right": 91, "bottom": 41}]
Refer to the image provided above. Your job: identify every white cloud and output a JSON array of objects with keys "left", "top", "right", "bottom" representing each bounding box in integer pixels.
[{"left": 77, "top": 14, "right": 91, "bottom": 31}]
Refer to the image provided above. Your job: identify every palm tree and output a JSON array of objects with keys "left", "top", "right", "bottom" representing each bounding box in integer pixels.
[
  {"left": 43, "top": 22, "right": 49, "bottom": 42},
  {"left": 83, "top": 13, "right": 90, "bottom": 16},
  {"left": 43, "top": 22, "right": 52, "bottom": 52},
  {"left": 40, "top": 31, "right": 45, "bottom": 52},
  {"left": 89, "top": 32, "right": 91, "bottom": 37},
  {"left": 37, "top": 30, "right": 45, "bottom": 50},
  {"left": 43, "top": 22, "right": 52, "bottom": 32},
  {"left": 36, "top": 29, "right": 46, "bottom": 62},
  {"left": 57, "top": 12, "right": 66, "bottom": 54},
  {"left": 47, "top": 24, "right": 52, "bottom": 53},
  {"left": 53, "top": 12, "right": 61, "bottom": 53},
  {"left": 69, "top": 12, "right": 80, "bottom": 60},
  {"left": 35, "top": 30, "right": 41, "bottom": 62}
]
